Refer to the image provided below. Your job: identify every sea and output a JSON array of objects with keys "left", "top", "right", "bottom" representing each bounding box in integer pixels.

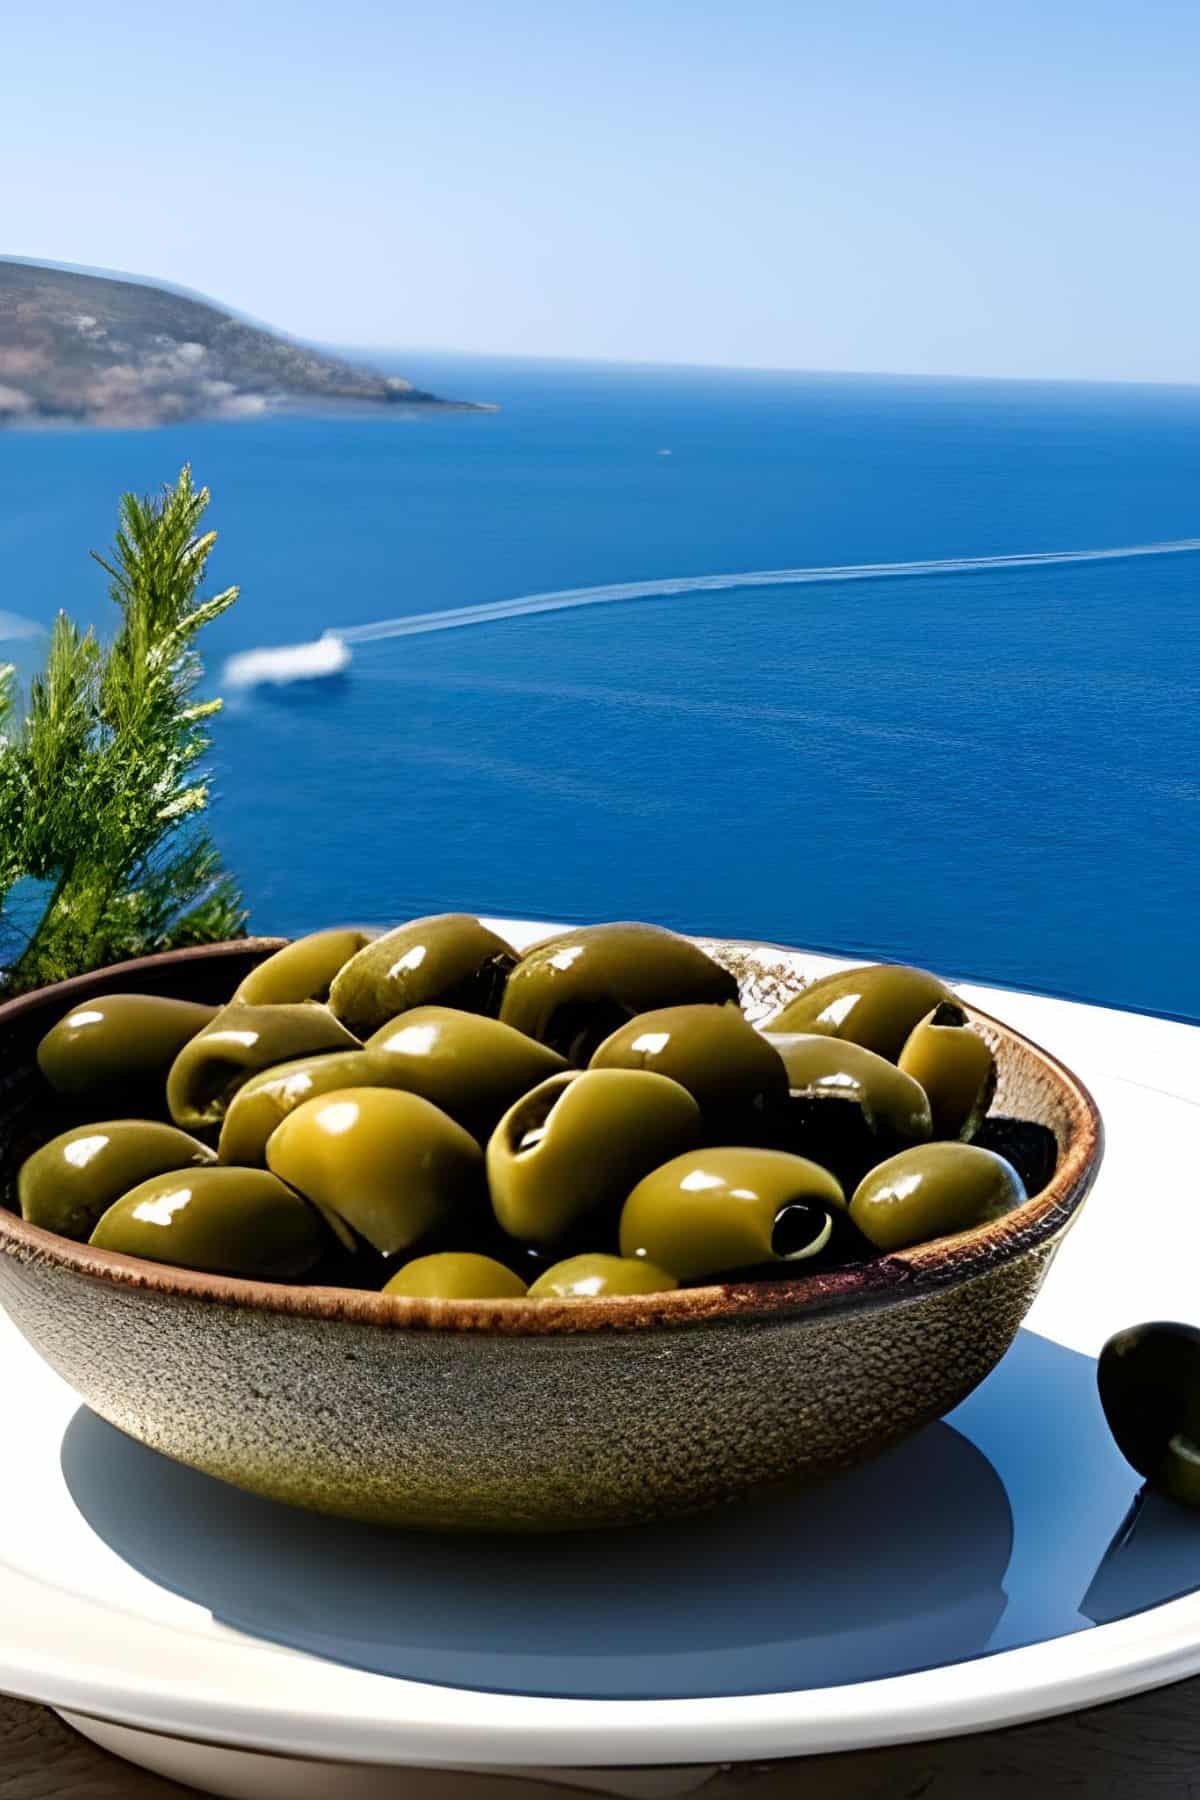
[{"left": 1, "top": 354, "right": 1198, "bottom": 1022}]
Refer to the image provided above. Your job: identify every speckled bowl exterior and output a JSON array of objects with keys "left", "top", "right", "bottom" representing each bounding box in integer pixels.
[{"left": 0, "top": 936, "right": 1102, "bottom": 1533}]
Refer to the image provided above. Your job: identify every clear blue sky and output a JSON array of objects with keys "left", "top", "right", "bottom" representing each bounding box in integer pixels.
[{"left": 5, "top": 0, "right": 1198, "bottom": 381}]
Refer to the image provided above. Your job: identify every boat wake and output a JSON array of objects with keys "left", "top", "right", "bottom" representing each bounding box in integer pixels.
[{"left": 222, "top": 535, "right": 1200, "bottom": 687}]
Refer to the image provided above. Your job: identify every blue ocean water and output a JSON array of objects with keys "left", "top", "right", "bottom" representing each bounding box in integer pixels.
[{"left": 1, "top": 356, "right": 1198, "bottom": 1019}]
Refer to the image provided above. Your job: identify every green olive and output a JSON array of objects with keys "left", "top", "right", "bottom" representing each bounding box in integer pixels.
[
  {"left": 166, "top": 1003, "right": 360, "bottom": 1129},
  {"left": 768, "top": 964, "right": 954, "bottom": 1061},
  {"left": 487, "top": 1068, "right": 702, "bottom": 1246},
  {"left": 37, "top": 993, "right": 218, "bottom": 1097},
  {"left": 232, "top": 929, "right": 376, "bottom": 1006},
  {"left": 329, "top": 914, "right": 517, "bottom": 1036},
  {"left": 619, "top": 1147, "right": 846, "bottom": 1281},
  {"left": 19, "top": 1120, "right": 215, "bottom": 1241},
  {"left": 527, "top": 1253, "right": 678, "bottom": 1299},
  {"left": 849, "top": 1141, "right": 1026, "bottom": 1252},
  {"left": 266, "top": 1086, "right": 483, "bottom": 1256},
  {"left": 499, "top": 923, "right": 739, "bottom": 1063},
  {"left": 216, "top": 1050, "right": 383, "bottom": 1166},
  {"left": 898, "top": 1003, "right": 997, "bottom": 1140},
  {"left": 590, "top": 1004, "right": 787, "bottom": 1131},
  {"left": 1098, "top": 1323, "right": 1200, "bottom": 1508},
  {"left": 382, "top": 1252, "right": 528, "bottom": 1300},
  {"left": 763, "top": 1032, "right": 932, "bottom": 1143},
  {"left": 89, "top": 1165, "right": 325, "bottom": 1279},
  {"left": 365, "top": 1007, "right": 569, "bottom": 1140}
]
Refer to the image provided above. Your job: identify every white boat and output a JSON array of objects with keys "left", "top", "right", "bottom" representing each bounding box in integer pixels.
[{"left": 221, "top": 634, "right": 352, "bottom": 690}]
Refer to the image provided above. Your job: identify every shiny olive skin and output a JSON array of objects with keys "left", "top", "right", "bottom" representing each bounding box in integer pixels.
[
  {"left": 898, "top": 1003, "right": 997, "bottom": 1141},
  {"left": 89, "top": 1165, "right": 325, "bottom": 1279},
  {"left": 19, "top": 1120, "right": 215, "bottom": 1241},
  {"left": 849, "top": 1141, "right": 1025, "bottom": 1252},
  {"left": 1098, "top": 1323, "right": 1200, "bottom": 1508},
  {"left": 768, "top": 964, "right": 954, "bottom": 1061},
  {"left": 217, "top": 1050, "right": 383, "bottom": 1165},
  {"left": 366, "top": 1007, "right": 569, "bottom": 1141},
  {"left": 487, "top": 1067, "right": 702, "bottom": 1246},
  {"left": 166, "top": 1003, "right": 360, "bottom": 1129},
  {"left": 590, "top": 1004, "right": 787, "bottom": 1131},
  {"left": 620, "top": 1147, "right": 846, "bottom": 1282},
  {"left": 232, "top": 929, "right": 376, "bottom": 1006},
  {"left": 763, "top": 1032, "right": 932, "bottom": 1144},
  {"left": 329, "top": 915, "right": 517, "bottom": 1037},
  {"left": 267, "top": 1087, "right": 483, "bottom": 1256},
  {"left": 499, "top": 923, "right": 739, "bottom": 1063},
  {"left": 37, "top": 994, "right": 218, "bottom": 1097},
  {"left": 528, "top": 1253, "right": 679, "bottom": 1299},
  {"left": 382, "top": 1252, "right": 528, "bottom": 1300}
]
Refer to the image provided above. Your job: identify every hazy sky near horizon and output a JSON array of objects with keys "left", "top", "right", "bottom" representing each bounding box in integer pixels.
[{"left": 5, "top": 0, "right": 1199, "bottom": 381}]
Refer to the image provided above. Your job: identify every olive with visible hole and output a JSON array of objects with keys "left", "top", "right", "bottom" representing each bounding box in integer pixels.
[
  {"left": 487, "top": 1068, "right": 702, "bottom": 1246},
  {"left": 166, "top": 1004, "right": 360, "bottom": 1130},
  {"left": 898, "top": 1003, "right": 997, "bottom": 1140},
  {"left": 619, "top": 1147, "right": 846, "bottom": 1281}
]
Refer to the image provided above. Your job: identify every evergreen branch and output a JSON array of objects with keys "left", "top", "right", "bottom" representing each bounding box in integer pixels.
[{"left": 0, "top": 468, "right": 245, "bottom": 994}]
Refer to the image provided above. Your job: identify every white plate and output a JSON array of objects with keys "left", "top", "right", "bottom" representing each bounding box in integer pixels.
[{"left": 2, "top": 924, "right": 1199, "bottom": 1782}]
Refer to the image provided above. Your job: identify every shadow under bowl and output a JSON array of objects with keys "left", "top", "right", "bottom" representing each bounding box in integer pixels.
[{"left": 0, "top": 934, "right": 1103, "bottom": 1532}]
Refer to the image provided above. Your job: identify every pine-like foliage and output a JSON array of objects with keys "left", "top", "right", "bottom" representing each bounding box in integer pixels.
[{"left": 0, "top": 468, "right": 246, "bottom": 994}]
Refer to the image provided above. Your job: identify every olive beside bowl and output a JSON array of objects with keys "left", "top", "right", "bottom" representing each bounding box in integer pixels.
[{"left": 0, "top": 932, "right": 1102, "bottom": 1534}]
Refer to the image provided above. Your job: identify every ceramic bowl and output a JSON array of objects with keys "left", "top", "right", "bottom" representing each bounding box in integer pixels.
[{"left": 0, "top": 933, "right": 1102, "bottom": 1533}]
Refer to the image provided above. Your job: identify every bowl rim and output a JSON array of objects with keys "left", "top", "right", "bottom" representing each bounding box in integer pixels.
[{"left": 0, "top": 934, "right": 1104, "bottom": 1335}]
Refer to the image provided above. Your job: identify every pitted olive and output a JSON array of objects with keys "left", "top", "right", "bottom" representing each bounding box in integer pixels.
[
  {"left": 1098, "top": 1323, "right": 1200, "bottom": 1508},
  {"left": 487, "top": 1067, "right": 702, "bottom": 1246},
  {"left": 232, "top": 929, "right": 376, "bottom": 1006},
  {"left": 366, "top": 1007, "right": 569, "bottom": 1140},
  {"left": 217, "top": 1050, "right": 382, "bottom": 1166},
  {"left": 768, "top": 964, "right": 954, "bottom": 1060},
  {"left": 382, "top": 1252, "right": 528, "bottom": 1300},
  {"left": 527, "top": 1253, "right": 678, "bottom": 1299},
  {"left": 763, "top": 1033, "right": 932, "bottom": 1143},
  {"left": 37, "top": 993, "right": 218, "bottom": 1097},
  {"left": 590, "top": 1004, "right": 787, "bottom": 1132},
  {"left": 266, "top": 1087, "right": 483, "bottom": 1255},
  {"left": 19, "top": 1120, "right": 215, "bottom": 1241},
  {"left": 329, "top": 915, "right": 516, "bottom": 1036},
  {"left": 898, "top": 1003, "right": 997, "bottom": 1140},
  {"left": 619, "top": 1147, "right": 846, "bottom": 1281},
  {"left": 499, "top": 923, "right": 738, "bottom": 1063},
  {"left": 849, "top": 1141, "right": 1025, "bottom": 1252},
  {"left": 166, "top": 1003, "right": 360, "bottom": 1129},
  {"left": 89, "top": 1164, "right": 325, "bottom": 1278}
]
